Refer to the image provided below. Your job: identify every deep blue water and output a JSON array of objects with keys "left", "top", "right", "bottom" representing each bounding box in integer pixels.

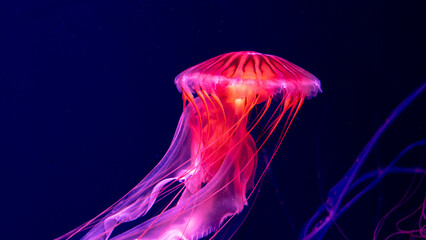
[{"left": 1, "top": 1, "right": 425, "bottom": 239}]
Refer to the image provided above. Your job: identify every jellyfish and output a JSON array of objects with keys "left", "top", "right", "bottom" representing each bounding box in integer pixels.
[
  {"left": 300, "top": 81, "right": 426, "bottom": 239},
  {"left": 57, "top": 51, "right": 321, "bottom": 240}
]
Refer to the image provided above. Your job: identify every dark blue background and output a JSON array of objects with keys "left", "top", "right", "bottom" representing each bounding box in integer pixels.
[{"left": 1, "top": 1, "right": 425, "bottom": 239}]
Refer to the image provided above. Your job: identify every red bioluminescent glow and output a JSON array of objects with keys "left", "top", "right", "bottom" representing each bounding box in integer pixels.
[{"left": 57, "top": 51, "right": 321, "bottom": 240}]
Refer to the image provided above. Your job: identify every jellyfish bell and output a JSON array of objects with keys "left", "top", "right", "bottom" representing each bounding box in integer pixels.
[
  {"left": 58, "top": 51, "right": 320, "bottom": 240},
  {"left": 175, "top": 51, "right": 322, "bottom": 104}
]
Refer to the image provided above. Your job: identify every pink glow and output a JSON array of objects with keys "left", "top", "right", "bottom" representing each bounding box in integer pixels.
[{"left": 57, "top": 51, "right": 320, "bottom": 240}]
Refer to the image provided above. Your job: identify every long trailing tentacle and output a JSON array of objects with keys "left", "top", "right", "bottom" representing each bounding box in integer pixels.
[{"left": 301, "top": 82, "right": 426, "bottom": 240}]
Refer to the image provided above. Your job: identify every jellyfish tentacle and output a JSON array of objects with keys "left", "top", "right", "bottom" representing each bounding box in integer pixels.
[
  {"left": 60, "top": 112, "right": 196, "bottom": 240},
  {"left": 106, "top": 101, "right": 259, "bottom": 240},
  {"left": 79, "top": 103, "right": 209, "bottom": 240},
  {"left": 301, "top": 82, "right": 426, "bottom": 240},
  {"left": 209, "top": 95, "right": 303, "bottom": 239},
  {"left": 120, "top": 94, "right": 265, "bottom": 239},
  {"left": 210, "top": 92, "right": 227, "bottom": 129}
]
